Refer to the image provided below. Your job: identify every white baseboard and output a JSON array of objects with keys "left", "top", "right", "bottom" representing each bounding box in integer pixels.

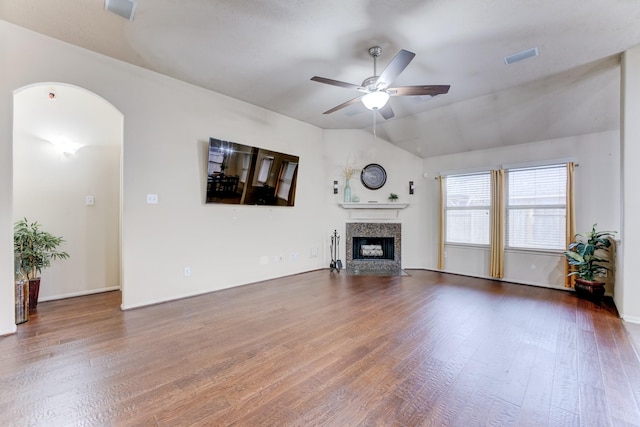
[
  {"left": 120, "top": 286, "right": 232, "bottom": 310},
  {"left": 0, "top": 325, "right": 17, "bottom": 336},
  {"left": 424, "top": 268, "right": 571, "bottom": 292},
  {"left": 622, "top": 315, "right": 640, "bottom": 324},
  {"left": 38, "top": 286, "right": 120, "bottom": 302},
  {"left": 120, "top": 269, "right": 326, "bottom": 311}
]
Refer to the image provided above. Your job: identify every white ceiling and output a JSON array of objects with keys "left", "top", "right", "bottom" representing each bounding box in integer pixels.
[{"left": 2, "top": 0, "right": 640, "bottom": 158}]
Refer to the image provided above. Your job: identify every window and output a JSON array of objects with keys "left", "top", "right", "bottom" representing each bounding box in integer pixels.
[
  {"left": 257, "top": 156, "right": 273, "bottom": 184},
  {"left": 208, "top": 151, "right": 224, "bottom": 174},
  {"left": 445, "top": 173, "right": 491, "bottom": 245},
  {"left": 506, "top": 164, "right": 566, "bottom": 250},
  {"left": 239, "top": 153, "right": 250, "bottom": 183},
  {"left": 276, "top": 162, "right": 297, "bottom": 200}
]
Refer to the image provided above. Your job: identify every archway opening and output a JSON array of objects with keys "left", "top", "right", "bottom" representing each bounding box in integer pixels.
[{"left": 13, "top": 83, "right": 123, "bottom": 312}]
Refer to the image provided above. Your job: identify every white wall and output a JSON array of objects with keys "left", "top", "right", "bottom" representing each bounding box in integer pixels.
[
  {"left": 0, "top": 29, "right": 15, "bottom": 334},
  {"left": 423, "top": 131, "right": 621, "bottom": 291},
  {"left": 621, "top": 45, "right": 640, "bottom": 323},
  {"left": 13, "top": 139, "right": 121, "bottom": 300},
  {"left": 322, "top": 129, "right": 425, "bottom": 268}
]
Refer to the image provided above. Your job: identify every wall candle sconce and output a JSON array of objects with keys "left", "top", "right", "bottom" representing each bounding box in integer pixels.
[
  {"left": 333, "top": 180, "right": 339, "bottom": 194},
  {"left": 409, "top": 181, "right": 415, "bottom": 195}
]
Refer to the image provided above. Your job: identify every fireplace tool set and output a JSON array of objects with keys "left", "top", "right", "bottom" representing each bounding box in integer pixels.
[{"left": 330, "top": 229, "right": 342, "bottom": 273}]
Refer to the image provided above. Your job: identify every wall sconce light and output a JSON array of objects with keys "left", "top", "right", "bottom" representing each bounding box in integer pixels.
[
  {"left": 49, "top": 136, "right": 84, "bottom": 155},
  {"left": 409, "top": 181, "right": 415, "bottom": 195},
  {"left": 333, "top": 180, "right": 339, "bottom": 194}
]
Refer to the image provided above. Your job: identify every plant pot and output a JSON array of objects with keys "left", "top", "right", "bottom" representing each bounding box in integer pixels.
[
  {"left": 28, "top": 278, "right": 41, "bottom": 310},
  {"left": 574, "top": 278, "right": 605, "bottom": 303}
]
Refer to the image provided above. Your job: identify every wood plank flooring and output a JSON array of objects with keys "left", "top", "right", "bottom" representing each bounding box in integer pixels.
[{"left": 1, "top": 269, "right": 639, "bottom": 426}]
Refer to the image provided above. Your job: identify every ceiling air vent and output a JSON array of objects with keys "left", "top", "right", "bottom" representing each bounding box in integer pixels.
[
  {"left": 105, "top": 0, "right": 137, "bottom": 21},
  {"left": 504, "top": 47, "right": 539, "bottom": 65}
]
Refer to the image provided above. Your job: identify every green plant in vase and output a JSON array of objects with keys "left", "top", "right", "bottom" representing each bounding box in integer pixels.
[
  {"left": 14, "top": 218, "right": 69, "bottom": 309},
  {"left": 563, "top": 223, "right": 616, "bottom": 302}
]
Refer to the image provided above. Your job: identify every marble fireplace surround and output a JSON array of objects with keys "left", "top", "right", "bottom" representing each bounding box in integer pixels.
[{"left": 346, "top": 222, "right": 401, "bottom": 273}]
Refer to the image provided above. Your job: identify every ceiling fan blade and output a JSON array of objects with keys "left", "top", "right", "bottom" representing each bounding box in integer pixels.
[
  {"left": 322, "top": 96, "right": 362, "bottom": 115},
  {"left": 388, "top": 85, "right": 451, "bottom": 96},
  {"left": 311, "top": 76, "right": 361, "bottom": 90},
  {"left": 376, "top": 49, "right": 416, "bottom": 90},
  {"left": 378, "top": 104, "right": 395, "bottom": 120}
]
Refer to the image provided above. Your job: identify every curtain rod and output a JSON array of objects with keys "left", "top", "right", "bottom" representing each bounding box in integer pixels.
[{"left": 432, "top": 161, "right": 579, "bottom": 179}]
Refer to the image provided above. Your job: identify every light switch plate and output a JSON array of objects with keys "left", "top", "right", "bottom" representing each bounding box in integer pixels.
[{"left": 85, "top": 196, "right": 95, "bottom": 206}]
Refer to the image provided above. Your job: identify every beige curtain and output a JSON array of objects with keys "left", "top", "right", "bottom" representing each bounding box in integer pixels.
[
  {"left": 565, "top": 162, "right": 576, "bottom": 287},
  {"left": 437, "top": 176, "right": 445, "bottom": 270},
  {"left": 490, "top": 170, "right": 505, "bottom": 278}
]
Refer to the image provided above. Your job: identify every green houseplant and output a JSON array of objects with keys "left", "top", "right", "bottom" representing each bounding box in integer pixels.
[
  {"left": 563, "top": 223, "right": 616, "bottom": 301},
  {"left": 14, "top": 218, "right": 69, "bottom": 309},
  {"left": 388, "top": 193, "right": 399, "bottom": 202}
]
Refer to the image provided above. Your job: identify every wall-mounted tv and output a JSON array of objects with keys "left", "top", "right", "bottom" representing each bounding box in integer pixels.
[{"left": 206, "top": 137, "right": 299, "bottom": 206}]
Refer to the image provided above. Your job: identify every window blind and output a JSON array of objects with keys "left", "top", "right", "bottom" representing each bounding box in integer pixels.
[
  {"left": 445, "top": 173, "right": 491, "bottom": 245},
  {"left": 277, "top": 162, "right": 297, "bottom": 200},
  {"left": 506, "top": 165, "right": 566, "bottom": 250}
]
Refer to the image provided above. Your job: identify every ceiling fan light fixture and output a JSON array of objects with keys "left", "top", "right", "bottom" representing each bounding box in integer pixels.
[{"left": 362, "top": 91, "right": 390, "bottom": 110}]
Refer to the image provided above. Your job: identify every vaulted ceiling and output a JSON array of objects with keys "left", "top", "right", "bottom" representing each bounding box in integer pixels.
[{"left": 2, "top": 0, "right": 640, "bottom": 157}]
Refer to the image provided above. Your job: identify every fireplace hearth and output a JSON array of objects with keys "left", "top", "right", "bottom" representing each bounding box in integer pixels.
[{"left": 346, "top": 223, "right": 401, "bottom": 274}]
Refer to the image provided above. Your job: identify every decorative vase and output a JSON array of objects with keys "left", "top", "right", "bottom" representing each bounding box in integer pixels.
[
  {"left": 28, "top": 278, "right": 41, "bottom": 310},
  {"left": 343, "top": 179, "right": 351, "bottom": 202},
  {"left": 574, "top": 278, "right": 605, "bottom": 303}
]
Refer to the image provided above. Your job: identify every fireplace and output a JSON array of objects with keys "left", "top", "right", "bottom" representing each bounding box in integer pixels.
[
  {"left": 346, "top": 223, "right": 401, "bottom": 273},
  {"left": 352, "top": 237, "right": 394, "bottom": 260}
]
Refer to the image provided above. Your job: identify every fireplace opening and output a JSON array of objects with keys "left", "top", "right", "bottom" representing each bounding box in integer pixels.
[{"left": 352, "top": 237, "right": 394, "bottom": 260}]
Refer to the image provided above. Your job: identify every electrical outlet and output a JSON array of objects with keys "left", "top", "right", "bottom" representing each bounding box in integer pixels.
[
  {"left": 290, "top": 252, "right": 299, "bottom": 261},
  {"left": 85, "top": 196, "right": 95, "bottom": 206},
  {"left": 146, "top": 194, "right": 158, "bottom": 204},
  {"left": 274, "top": 255, "right": 283, "bottom": 263},
  {"left": 310, "top": 247, "right": 319, "bottom": 258},
  {"left": 184, "top": 266, "right": 191, "bottom": 277}
]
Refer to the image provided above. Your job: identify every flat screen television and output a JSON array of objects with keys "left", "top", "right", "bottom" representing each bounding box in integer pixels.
[{"left": 206, "top": 137, "right": 299, "bottom": 206}]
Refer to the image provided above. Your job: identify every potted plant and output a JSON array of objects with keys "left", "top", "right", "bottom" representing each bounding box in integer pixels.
[
  {"left": 563, "top": 223, "right": 616, "bottom": 301},
  {"left": 388, "top": 193, "right": 399, "bottom": 202},
  {"left": 14, "top": 218, "right": 69, "bottom": 310}
]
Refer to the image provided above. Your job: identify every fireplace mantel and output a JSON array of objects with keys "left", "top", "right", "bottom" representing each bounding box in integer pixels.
[
  {"left": 339, "top": 202, "right": 409, "bottom": 219},
  {"left": 339, "top": 202, "right": 409, "bottom": 209}
]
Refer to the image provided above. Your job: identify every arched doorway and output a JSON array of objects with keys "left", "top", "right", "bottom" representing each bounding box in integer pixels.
[{"left": 13, "top": 83, "right": 123, "bottom": 309}]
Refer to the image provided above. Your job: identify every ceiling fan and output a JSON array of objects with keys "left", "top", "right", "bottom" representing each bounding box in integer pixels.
[{"left": 311, "top": 46, "right": 450, "bottom": 120}]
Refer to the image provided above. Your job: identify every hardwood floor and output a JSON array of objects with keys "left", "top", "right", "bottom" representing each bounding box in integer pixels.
[{"left": 1, "top": 269, "right": 639, "bottom": 426}]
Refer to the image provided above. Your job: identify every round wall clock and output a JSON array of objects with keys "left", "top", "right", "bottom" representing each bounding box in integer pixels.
[{"left": 360, "top": 163, "right": 387, "bottom": 190}]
